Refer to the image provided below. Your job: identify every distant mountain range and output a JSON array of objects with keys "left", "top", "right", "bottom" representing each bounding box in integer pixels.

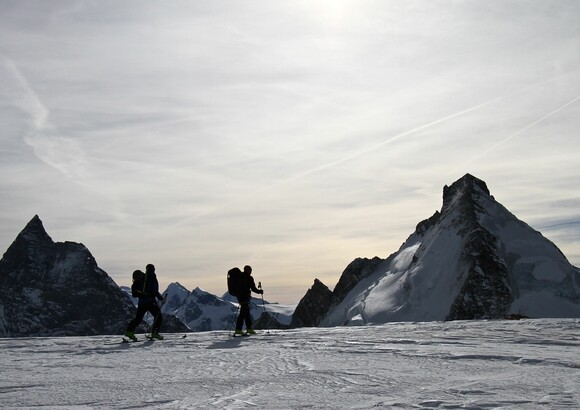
[
  {"left": 121, "top": 283, "right": 294, "bottom": 332},
  {"left": 1, "top": 174, "right": 578, "bottom": 337}
]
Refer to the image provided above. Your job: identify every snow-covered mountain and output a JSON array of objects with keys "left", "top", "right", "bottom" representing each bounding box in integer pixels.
[
  {"left": 169, "top": 286, "right": 236, "bottom": 332},
  {"left": 293, "top": 174, "right": 580, "bottom": 327},
  {"left": 162, "top": 282, "right": 191, "bottom": 315},
  {"left": 0, "top": 216, "right": 135, "bottom": 337}
]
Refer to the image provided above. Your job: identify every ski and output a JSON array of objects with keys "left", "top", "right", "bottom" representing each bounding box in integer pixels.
[
  {"left": 121, "top": 334, "right": 187, "bottom": 343},
  {"left": 231, "top": 331, "right": 268, "bottom": 337},
  {"left": 232, "top": 333, "right": 250, "bottom": 337},
  {"left": 122, "top": 337, "right": 153, "bottom": 343}
]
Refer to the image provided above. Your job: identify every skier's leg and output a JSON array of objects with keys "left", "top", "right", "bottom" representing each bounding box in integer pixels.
[
  {"left": 242, "top": 303, "right": 252, "bottom": 329},
  {"left": 127, "top": 303, "right": 147, "bottom": 332},
  {"left": 235, "top": 303, "right": 246, "bottom": 332},
  {"left": 149, "top": 303, "right": 162, "bottom": 334}
]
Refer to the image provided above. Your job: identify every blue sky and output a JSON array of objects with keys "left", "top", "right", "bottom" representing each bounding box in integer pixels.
[{"left": 1, "top": 1, "right": 579, "bottom": 303}]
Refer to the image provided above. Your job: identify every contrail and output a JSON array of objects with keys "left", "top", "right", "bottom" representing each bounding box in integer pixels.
[
  {"left": 446, "top": 94, "right": 580, "bottom": 178},
  {"left": 166, "top": 92, "right": 514, "bottom": 230},
  {"left": 271, "top": 95, "right": 510, "bottom": 186},
  {"left": 170, "top": 69, "right": 580, "bottom": 229},
  {"left": 257, "top": 67, "right": 580, "bottom": 191}
]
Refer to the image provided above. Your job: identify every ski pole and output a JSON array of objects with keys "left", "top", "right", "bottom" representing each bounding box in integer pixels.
[
  {"left": 258, "top": 282, "right": 267, "bottom": 315},
  {"left": 258, "top": 282, "right": 271, "bottom": 334}
]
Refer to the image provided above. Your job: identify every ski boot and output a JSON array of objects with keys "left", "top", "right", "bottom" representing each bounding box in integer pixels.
[
  {"left": 124, "top": 331, "right": 137, "bottom": 342},
  {"left": 150, "top": 332, "right": 164, "bottom": 340}
]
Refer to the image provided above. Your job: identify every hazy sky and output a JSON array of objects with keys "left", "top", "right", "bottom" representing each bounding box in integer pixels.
[{"left": 1, "top": 1, "right": 579, "bottom": 303}]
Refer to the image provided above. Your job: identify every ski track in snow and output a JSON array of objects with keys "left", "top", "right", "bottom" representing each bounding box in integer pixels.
[{"left": 0, "top": 319, "right": 578, "bottom": 409}]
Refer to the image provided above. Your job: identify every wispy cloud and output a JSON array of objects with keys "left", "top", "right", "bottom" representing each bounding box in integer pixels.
[
  {"left": 2, "top": 56, "right": 91, "bottom": 181},
  {"left": 447, "top": 91, "right": 580, "bottom": 180}
]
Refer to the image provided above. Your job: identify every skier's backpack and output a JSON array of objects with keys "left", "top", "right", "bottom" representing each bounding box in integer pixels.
[
  {"left": 227, "top": 267, "right": 243, "bottom": 297},
  {"left": 131, "top": 270, "right": 145, "bottom": 297}
]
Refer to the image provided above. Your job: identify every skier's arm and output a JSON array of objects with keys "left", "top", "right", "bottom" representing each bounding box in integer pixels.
[
  {"left": 154, "top": 286, "right": 163, "bottom": 301},
  {"left": 249, "top": 277, "right": 263, "bottom": 294},
  {"left": 152, "top": 276, "right": 163, "bottom": 300}
]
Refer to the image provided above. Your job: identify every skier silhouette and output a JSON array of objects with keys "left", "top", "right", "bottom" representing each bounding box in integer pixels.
[
  {"left": 235, "top": 265, "right": 263, "bottom": 335},
  {"left": 125, "top": 264, "right": 166, "bottom": 341}
]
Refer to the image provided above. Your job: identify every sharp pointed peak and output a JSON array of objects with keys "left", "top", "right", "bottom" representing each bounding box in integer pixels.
[
  {"left": 18, "top": 215, "right": 53, "bottom": 243},
  {"left": 442, "top": 173, "right": 491, "bottom": 213},
  {"left": 26, "top": 214, "right": 43, "bottom": 227},
  {"left": 446, "top": 173, "right": 489, "bottom": 194}
]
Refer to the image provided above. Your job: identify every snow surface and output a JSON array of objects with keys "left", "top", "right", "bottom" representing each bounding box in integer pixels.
[{"left": 1, "top": 319, "right": 578, "bottom": 409}]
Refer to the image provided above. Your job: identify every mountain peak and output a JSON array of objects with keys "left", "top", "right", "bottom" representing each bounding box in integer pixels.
[
  {"left": 441, "top": 173, "right": 491, "bottom": 215},
  {"left": 166, "top": 282, "right": 189, "bottom": 293},
  {"left": 0, "top": 216, "right": 135, "bottom": 337},
  {"left": 1, "top": 216, "right": 54, "bottom": 266},
  {"left": 18, "top": 215, "right": 53, "bottom": 245}
]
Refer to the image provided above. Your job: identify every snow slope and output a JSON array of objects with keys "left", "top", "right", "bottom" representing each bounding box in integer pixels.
[
  {"left": 1, "top": 319, "right": 578, "bottom": 408},
  {"left": 477, "top": 196, "right": 580, "bottom": 318}
]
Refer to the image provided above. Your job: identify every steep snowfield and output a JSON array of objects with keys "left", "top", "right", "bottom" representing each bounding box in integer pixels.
[
  {"left": 1, "top": 319, "right": 578, "bottom": 408},
  {"left": 323, "top": 213, "right": 468, "bottom": 326}
]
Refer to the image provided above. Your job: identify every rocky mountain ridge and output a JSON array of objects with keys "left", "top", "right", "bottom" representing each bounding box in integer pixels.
[
  {"left": 0, "top": 216, "right": 192, "bottom": 337},
  {"left": 0, "top": 216, "right": 135, "bottom": 336}
]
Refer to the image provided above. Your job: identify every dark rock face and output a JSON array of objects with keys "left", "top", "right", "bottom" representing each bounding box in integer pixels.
[
  {"left": 447, "top": 227, "right": 512, "bottom": 320},
  {"left": 161, "top": 315, "right": 191, "bottom": 333},
  {"left": 0, "top": 216, "right": 135, "bottom": 337},
  {"left": 442, "top": 175, "right": 513, "bottom": 319},
  {"left": 254, "top": 311, "right": 288, "bottom": 330},
  {"left": 290, "top": 258, "right": 385, "bottom": 328},
  {"left": 333, "top": 257, "right": 385, "bottom": 303},
  {"left": 290, "top": 279, "right": 334, "bottom": 328},
  {"left": 416, "top": 211, "right": 441, "bottom": 235},
  {"left": 441, "top": 173, "right": 490, "bottom": 217}
]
